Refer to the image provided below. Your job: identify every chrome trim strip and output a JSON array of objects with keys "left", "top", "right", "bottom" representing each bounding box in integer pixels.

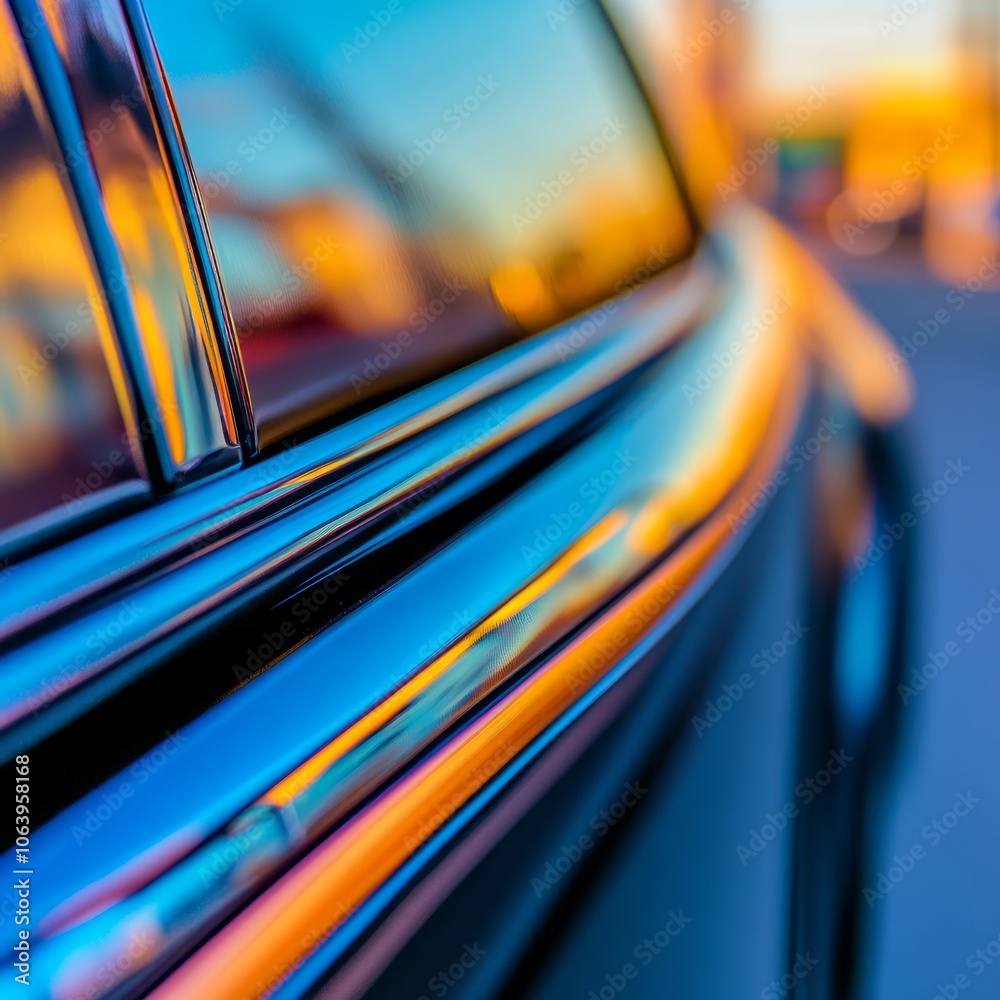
[
  {"left": 0, "top": 260, "right": 712, "bottom": 726},
  {"left": 14, "top": 210, "right": 808, "bottom": 999},
  {"left": 0, "top": 254, "right": 709, "bottom": 645},
  {"left": 160, "top": 369, "right": 805, "bottom": 1000},
  {"left": 0, "top": 482, "right": 151, "bottom": 560},
  {"left": 309, "top": 626, "right": 673, "bottom": 1000},
  {"left": 119, "top": 0, "right": 257, "bottom": 459}
]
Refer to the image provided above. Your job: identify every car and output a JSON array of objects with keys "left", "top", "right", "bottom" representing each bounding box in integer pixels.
[{"left": 0, "top": 0, "right": 913, "bottom": 997}]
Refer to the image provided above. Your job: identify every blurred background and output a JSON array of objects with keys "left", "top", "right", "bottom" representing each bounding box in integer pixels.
[{"left": 617, "top": 0, "right": 1000, "bottom": 994}]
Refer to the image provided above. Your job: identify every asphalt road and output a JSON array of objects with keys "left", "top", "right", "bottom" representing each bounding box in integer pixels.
[{"left": 813, "top": 238, "right": 1000, "bottom": 1000}]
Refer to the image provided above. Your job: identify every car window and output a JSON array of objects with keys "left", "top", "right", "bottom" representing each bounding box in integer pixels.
[
  {"left": 0, "top": 2, "right": 148, "bottom": 547},
  {"left": 144, "top": 0, "right": 696, "bottom": 447}
]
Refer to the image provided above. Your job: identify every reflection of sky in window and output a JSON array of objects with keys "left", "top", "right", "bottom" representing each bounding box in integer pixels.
[{"left": 147, "top": 0, "right": 670, "bottom": 250}]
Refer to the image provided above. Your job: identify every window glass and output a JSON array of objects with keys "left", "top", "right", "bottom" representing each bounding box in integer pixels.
[
  {"left": 0, "top": 1, "right": 147, "bottom": 546},
  {"left": 145, "top": 0, "right": 696, "bottom": 446}
]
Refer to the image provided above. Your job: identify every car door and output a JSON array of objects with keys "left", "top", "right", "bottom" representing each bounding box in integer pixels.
[{"left": 0, "top": 1, "right": 910, "bottom": 998}]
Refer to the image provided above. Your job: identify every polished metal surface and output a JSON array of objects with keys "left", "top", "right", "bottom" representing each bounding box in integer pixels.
[
  {"left": 11, "top": 209, "right": 811, "bottom": 999},
  {"left": 9, "top": 0, "right": 241, "bottom": 488},
  {"left": 0, "top": 0, "right": 149, "bottom": 548},
  {"left": 154, "top": 391, "right": 804, "bottom": 1000},
  {"left": 141, "top": 0, "right": 695, "bottom": 446},
  {"left": 120, "top": 0, "right": 257, "bottom": 457},
  {"left": 0, "top": 255, "right": 711, "bottom": 755}
]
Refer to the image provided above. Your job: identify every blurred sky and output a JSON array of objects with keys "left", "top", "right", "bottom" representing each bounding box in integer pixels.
[{"left": 752, "top": 0, "right": 959, "bottom": 97}]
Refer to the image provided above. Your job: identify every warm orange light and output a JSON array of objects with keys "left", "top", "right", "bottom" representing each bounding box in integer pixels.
[
  {"left": 147, "top": 388, "right": 804, "bottom": 1000},
  {"left": 146, "top": 218, "right": 814, "bottom": 1000}
]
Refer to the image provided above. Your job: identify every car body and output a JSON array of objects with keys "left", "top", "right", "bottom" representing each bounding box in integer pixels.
[{"left": 0, "top": 1, "right": 911, "bottom": 997}]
